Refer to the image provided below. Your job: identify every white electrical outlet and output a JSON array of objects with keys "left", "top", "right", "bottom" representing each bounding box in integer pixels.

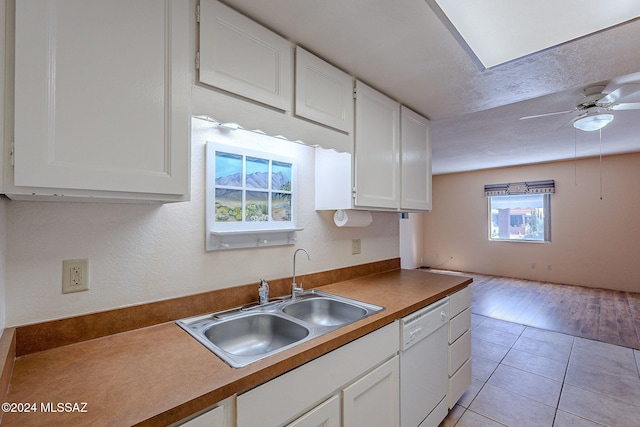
[
  {"left": 352, "top": 239, "right": 361, "bottom": 255},
  {"left": 62, "top": 259, "right": 89, "bottom": 293}
]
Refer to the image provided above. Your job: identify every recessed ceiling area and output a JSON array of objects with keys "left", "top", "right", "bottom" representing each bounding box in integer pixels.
[
  {"left": 428, "top": 0, "right": 640, "bottom": 69},
  {"left": 220, "top": 0, "right": 640, "bottom": 174}
]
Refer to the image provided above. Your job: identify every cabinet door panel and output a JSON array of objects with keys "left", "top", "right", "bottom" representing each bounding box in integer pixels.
[
  {"left": 237, "top": 322, "right": 399, "bottom": 427},
  {"left": 354, "top": 81, "right": 400, "bottom": 209},
  {"left": 400, "top": 106, "right": 432, "bottom": 211},
  {"left": 287, "top": 395, "right": 340, "bottom": 427},
  {"left": 449, "top": 286, "right": 471, "bottom": 317},
  {"left": 179, "top": 404, "right": 225, "bottom": 427},
  {"left": 295, "top": 47, "right": 353, "bottom": 133},
  {"left": 199, "top": 0, "right": 292, "bottom": 111},
  {"left": 449, "top": 358, "right": 472, "bottom": 409},
  {"left": 449, "top": 330, "right": 471, "bottom": 376},
  {"left": 449, "top": 307, "right": 471, "bottom": 344},
  {"left": 0, "top": 0, "right": 4, "bottom": 192},
  {"left": 13, "top": 0, "right": 189, "bottom": 196},
  {"left": 343, "top": 355, "right": 400, "bottom": 427}
]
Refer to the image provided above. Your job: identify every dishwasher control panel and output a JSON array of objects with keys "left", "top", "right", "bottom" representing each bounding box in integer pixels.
[{"left": 401, "top": 298, "right": 449, "bottom": 351}]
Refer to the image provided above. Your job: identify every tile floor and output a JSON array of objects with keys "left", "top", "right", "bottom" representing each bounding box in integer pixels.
[{"left": 440, "top": 314, "right": 640, "bottom": 427}]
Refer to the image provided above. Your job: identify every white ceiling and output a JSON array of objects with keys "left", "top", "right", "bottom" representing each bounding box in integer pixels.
[
  {"left": 220, "top": 0, "right": 640, "bottom": 174},
  {"left": 431, "top": 0, "right": 640, "bottom": 69}
]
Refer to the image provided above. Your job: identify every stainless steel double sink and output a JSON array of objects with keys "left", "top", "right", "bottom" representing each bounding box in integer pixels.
[{"left": 176, "top": 290, "right": 384, "bottom": 368}]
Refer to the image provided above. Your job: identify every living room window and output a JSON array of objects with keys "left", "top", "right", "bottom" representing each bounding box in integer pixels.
[{"left": 485, "top": 181, "right": 554, "bottom": 242}]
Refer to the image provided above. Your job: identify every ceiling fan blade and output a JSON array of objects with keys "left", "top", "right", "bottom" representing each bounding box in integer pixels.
[
  {"left": 557, "top": 112, "right": 587, "bottom": 130},
  {"left": 598, "top": 83, "right": 640, "bottom": 104},
  {"left": 611, "top": 102, "right": 640, "bottom": 111},
  {"left": 519, "top": 109, "right": 576, "bottom": 120}
]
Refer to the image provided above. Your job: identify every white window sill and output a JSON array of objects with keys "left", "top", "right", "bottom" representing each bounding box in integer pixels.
[{"left": 207, "top": 227, "right": 303, "bottom": 251}]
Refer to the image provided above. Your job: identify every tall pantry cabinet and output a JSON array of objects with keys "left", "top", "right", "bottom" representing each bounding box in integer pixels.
[{"left": 4, "top": 0, "right": 190, "bottom": 202}]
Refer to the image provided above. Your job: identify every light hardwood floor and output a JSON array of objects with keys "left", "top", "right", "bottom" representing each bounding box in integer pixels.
[{"left": 432, "top": 270, "right": 640, "bottom": 350}]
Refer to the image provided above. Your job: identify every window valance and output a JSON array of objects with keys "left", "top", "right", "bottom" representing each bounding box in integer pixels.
[{"left": 484, "top": 180, "right": 555, "bottom": 196}]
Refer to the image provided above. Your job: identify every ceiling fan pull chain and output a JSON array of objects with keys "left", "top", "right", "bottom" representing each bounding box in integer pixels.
[
  {"left": 599, "top": 128, "right": 603, "bottom": 200},
  {"left": 573, "top": 127, "right": 578, "bottom": 187}
]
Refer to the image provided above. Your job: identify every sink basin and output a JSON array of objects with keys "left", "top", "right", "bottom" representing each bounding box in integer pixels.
[
  {"left": 204, "top": 313, "right": 309, "bottom": 357},
  {"left": 177, "top": 290, "right": 384, "bottom": 368},
  {"left": 283, "top": 297, "right": 368, "bottom": 326}
]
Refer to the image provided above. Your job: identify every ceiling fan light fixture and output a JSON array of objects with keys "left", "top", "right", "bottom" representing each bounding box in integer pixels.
[{"left": 573, "top": 112, "right": 614, "bottom": 132}]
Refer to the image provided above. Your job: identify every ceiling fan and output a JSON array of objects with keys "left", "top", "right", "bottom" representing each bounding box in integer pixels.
[{"left": 520, "top": 83, "right": 640, "bottom": 131}]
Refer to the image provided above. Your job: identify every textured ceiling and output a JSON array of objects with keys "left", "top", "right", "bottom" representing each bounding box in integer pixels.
[{"left": 220, "top": 0, "right": 640, "bottom": 174}]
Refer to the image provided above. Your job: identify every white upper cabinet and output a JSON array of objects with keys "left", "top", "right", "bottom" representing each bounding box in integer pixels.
[
  {"left": 400, "top": 106, "right": 432, "bottom": 211},
  {"left": 199, "top": 0, "right": 292, "bottom": 111},
  {"left": 354, "top": 80, "right": 401, "bottom": 210},
  {"left": 10, "top": 0, "right": 190, "bottom": 202},
  {"left": 0, "top": 0, "right": 5, "bottom": 193},
  {"left": 295, "top": 47, "right": 353, "bottom": 133},
  {"left": 317, "top": 82, "right": 432, "bottom": 212}
]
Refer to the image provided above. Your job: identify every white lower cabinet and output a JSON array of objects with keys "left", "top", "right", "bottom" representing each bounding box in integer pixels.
[
  {"left": 343, "top": 355, "right": 400, "bottom": 427},
  {"left": 177, "top": 307, "right": 460, "bottom": 426},
  {"left": 236, "top": 322, "right": 399, "bottom": 427},
  {"left": 173, "top": 395, "right": 235, "bottom": 427},
  {"left": 178, "top": 405, "right": 224, "bottom": 427},
  {"left": 447, "top": 287, "right": 472, "bottom": 409},
  {"left": 287, "top": 395, "right": 340, "bottom": 427}
]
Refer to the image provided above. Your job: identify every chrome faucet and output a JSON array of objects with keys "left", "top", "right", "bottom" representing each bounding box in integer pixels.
[
  {"left": 258, "top": 279, "right": 270, "bottom": 304},
  {"left": 291, "top": 248, "right": 310, "bottom": 299}
]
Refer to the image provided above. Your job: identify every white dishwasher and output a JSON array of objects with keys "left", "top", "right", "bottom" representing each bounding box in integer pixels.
[{"left": 400, "top": 298, "right": 449, "bottom": 427}]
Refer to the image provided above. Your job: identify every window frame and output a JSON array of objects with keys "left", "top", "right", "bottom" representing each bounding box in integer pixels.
[
  {"left": 487, "top": 193, "right": 551, "bottom": 243},
  {"left": 205, "top": 140, "right": 301, "bottom": 251}
]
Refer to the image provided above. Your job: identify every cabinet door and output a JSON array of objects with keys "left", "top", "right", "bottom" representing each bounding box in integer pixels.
[
  {"left": 343, "top": 355, "right": 400, "bottom": 427},
  {"left": 400, "top": 106, "right": 432, "bottom": 211},
  {"left": 449, "top": 286, "right": 471, "bottom": 317},
  {"left": 237, "top": 322, "right": 399, "bottom": 427},
  {"left": 287, "top": 395, "right": 340, "bottom": 427},
  {"left": 199, "top": 0, "right": 292, "bottom": 111},
  {"left": 449, "top": 358, "right": 472, "bottom": 409},
  {"left": 354, "top": 81, "right": 400, "bottom": 209},
  {"left": 0, "top": 0, "right": 5, "bottom": 192},
  {"left": 295, "top": 47, "right": 353, "bottom": 133},
  {"left": 179, "top": 404, "right": 225, "bottom": 427},
  {"left": 13, "top": 0, "right": 189, "bottom": 198}
]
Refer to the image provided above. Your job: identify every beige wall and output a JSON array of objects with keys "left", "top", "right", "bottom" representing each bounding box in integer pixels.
[{"left": 423, "top": 152, "right": 640, "bottom": 292}]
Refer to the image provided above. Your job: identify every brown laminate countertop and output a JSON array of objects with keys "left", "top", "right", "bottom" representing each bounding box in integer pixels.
[{"left": 2, "top": 269, "right": 471, "bottom": 426}]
